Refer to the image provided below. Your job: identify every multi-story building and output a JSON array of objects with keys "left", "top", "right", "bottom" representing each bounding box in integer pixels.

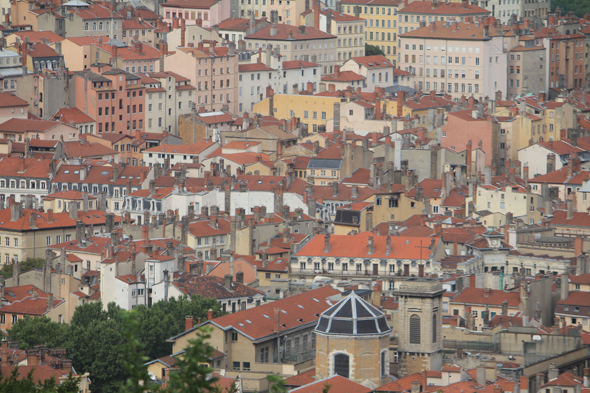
[
  {"left": 140, "top": 72, "right": 195, "bottom": 134},
  {"left": 396, "top": 1, "right": 490, "bottom": 38},
  {"left": 245, "top": 24, "right": 338, "bottom": 75},
  {"left": 65, "top": 4, "right": 124, "bottom": 39},
  {"left": 300, "top": 7, "right": 366, "bottom": 62},
  {"left": 216, "top": 16, "right": 269, "bottom": 39},
  {"left": 544, "top": 30, "right": 586, "bottom": 90},
  {"left": 164, "top": 41, "right": 239, "bottom": 114},
  {"left": 341, "top": 55, "right": 395, "bottom": 91},
  {"left": 506, "top": 40, "right": 546, "bottom": 99},
  {"left": 339, "top": 0, "right": 401, "bottom": 65},
  {"left": 160, "top": 0, "right": 230, "bottom": 28},
  {"left": 95, "top": 40, "right": 161, "bottom": 75},
  {"left": 473, "top": 0, "right": 549, "bottom": 22},
  {"left": 73, "top": 64, "right": 146, "bottom": 136},
  {"left": 0, "top": 157, "right": 54, "bottom": 203},
  {"left": 398, "top": 20, "right": 507, "bottom": 100}
]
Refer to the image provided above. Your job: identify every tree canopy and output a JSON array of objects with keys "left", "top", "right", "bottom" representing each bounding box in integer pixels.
[
  {"left": 8, "top": 296, "right": 223, "bottom": 393},
  {"left": 365, "top": 44, "right": 385, "bottom": 56},
  {"left": 551, "top": 0, "right": 590, "bottom": 17}
]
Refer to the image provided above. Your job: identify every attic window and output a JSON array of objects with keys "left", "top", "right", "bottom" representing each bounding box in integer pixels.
[
  {"left": 121, "top": 176, "right": 127, "bottom": 179},
  {"left": 64, "top": 170, "right": 70, "bottom": 174},
  {"left": 97, "top": 162, "right": 103, "bottom": 164},
  {"left": 74, "top": 171, "right": 79, "bottom": 174},
  {"left": 281, "top": 324, "right": 286, "bottom": 328},
  {"left": 367, "top": 63, "right": 373, "bottom": 66},
  {"left": 258, "top": 181, "right": 262, "bottom": 184},
  {"left": 238, "top": 323, "right": 244, "bottom": 326},
  {"left": 245, "top": 319, "right": 252, "bottom": 323},
  {"left": 280, "top": 310, "right": 287, "bottom": 314},
  {"left": 312, "top": 298, "right": 319, "bottom": 302},
  {"left": 262, "top": 314, "right": 270, "bottom": 319},
  {"left": 297, "top": 305, "right": 304, "bottom": 309},
  {"left": 129, "top": 176, "right": 134, "bottom": 179},
  {"left": 297, "top": 318, "right": 303, "bottom": 323},
  {"left": 101, "top": 171, "right": 109, "bottom": 175}
]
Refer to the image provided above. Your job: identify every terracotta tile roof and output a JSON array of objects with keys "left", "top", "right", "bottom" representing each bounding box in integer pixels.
[
  {"left": 488, "top": 314, "right": 525, "bottom": 328},
  {"left": 321, "top": 70, "right": 364, "bottom": 82},
  {"left": 530, "top": 167, "right": 590, "bottom": 185},
  {"left": 404, "top": 94, "right": 456, "bottom": 111},
  {"left": 223, "top": 141, "right": 261, "bottom": 150},
  {"left": 340, "top": 0, "right": 401, "bottom": 5},
  {"left": 0, "top": 295, "right": 63, "bottom": 316},
  {"left": 50, "top": 107, "right": 95, "bottom": 124},
  {"left": 160, "top": 0, "right": 218, "bottom": 9},
  {"left": 284, "top": 369, "right": 316, "bottom": 387},
  {"left": 342, "top": 168, "right": 371, "bottom": 185},
  {"left": 246, "top": 24, "right": 336, "bottom": 41},
  {"left": 173, "top": 275, "right": 263, "bottom": 299},
  {"left": 9, "top": 31, "right": 64, "bottom": 43},
  {"left": 0, "top": 365, "right": 76, "bottom": 385},
  {"left": 0, "top": 118, "right": 65, "bottom": 133},
  {"left": 538, "top": 140, "right": 584, "bottom": 155},
  {"left": 401, "top": 20, "right": 501, "bottom": 40},
  {"left": 95, "top": 42, "right": 160, "bottom": 61},
  {"left": 187, "top": 217, "right": 231, "bottom": 238},
  {"left": 406, "top": 178, "right": 444, "bottom": 198},
  {"left": 300, "top": 182, "right": 378, "bottom": 202},
  {"left": 376, "top": 372, "right": 424, "bottom": 392},
  {"left": 216, "top": 17, "right": 267, "bottom": 31},
  {"left": 128, "top": 186, "right": 175, "bottom": 199},
  {"left": 189, "top": 285, "right": 340, "bottom": 340},
  {"left": 28, "top": 43, "right": 61, "bottom": 58},
  {"left": 0, "top": 92, "right": 28, "bottom": 108},
  {"left": 397, "top": 1, "right": 490, "bottom": 15},
  {"left": 451, "top": 287, "right": 521, "bottom": 307},
  {"left": 291, "top": 375, "right": 371, "bottom": 393},
  {"left": 295, "top": 232, "right": 439, "bottom": 259},
  {"left": 557, "top": 291, "right": 590, "bottom": 307},
  {"left": 550, "top": 210, "right": 590, "bottom": 228},
  {"left": 197, "top": 112, "right": 235, "bottom": 124},
  {"left": 73, "top": 3, "right": 123, "bottom": 20},
  {"left": 570, "top": 274, "right": 590, "bottom": 285},
  {"left": 239, "top": 63, "right": 274, "bottom": 72},
  {"left": 143, "top": 141, "right": 215, "bottom": 154},
  {"left": 442, "top": 188, "right": 466, "bottom": 207},
  {"left": 541, "top": 371, "right": 581, "bottom": 387},
  {"left": 43, "top": 190, "right": 97, "bottom": 200},
  {"left": 66, "top": 254, "right": 83, "bottom": 262},
  {"left": 0, "top": 157, "right": 52, "bottom": 178},
  {"left": 64, "top": 141, "right": 117, "bottom": 158},
  {"left": 282, "top": 60, "right": 320, "bottom": 69}
]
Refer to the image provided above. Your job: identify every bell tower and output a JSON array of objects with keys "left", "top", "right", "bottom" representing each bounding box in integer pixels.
[{"left": 394, "top": 278, "right": 445, "bottom": 376}]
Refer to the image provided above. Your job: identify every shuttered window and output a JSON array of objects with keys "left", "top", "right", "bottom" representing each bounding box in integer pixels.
[
  {"left": 432, "top": 313, "right": 437, "bottom": 343},
  {"left": 410, "top": 315, "right": 421, "bottom": 344}
]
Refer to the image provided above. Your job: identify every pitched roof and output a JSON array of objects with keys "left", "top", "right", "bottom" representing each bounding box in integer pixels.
[
  {"left": 284, "top": 369, "right": 316, "bottom": 387},
  {"left": 0, "top": 92, "right": 28, "bottom": 108},
  {"left": 216, "top": 17, "right": 267, "bottom": 31},
  {"left": 295, "top": 232, "right": 439, "bottom": 260},
  {"left": 0, "top": 118, "right": 66, "bottom": 133},
  {"left": 185, "top": 286, "right": 340, "bottom": 341},
  {"left": 0, "top": 157, "right": 52, "bottom": 178},
  {"left": 282, "top": 60, "right": 320, "bottom": 69},
  {"left": 400, "top": 20, "right": 501, "bottom": 40},
  {"left": 397, "top": 1, "right": 490, "bottom": 14},
  {"left": 451, "top": 287, "right": 521, "bottom": 307},
  {"left": 143, "top": 141, "right": 215, "bottom": 154},
  {"left": 50, "top": 107, "right": 95, "bottom": 124},
  {"left": 160, "top": 0, "right": 218, "bottom": 9},
  {"left": 350, "top": 55, "right": 393, "bottom": 68},
  {"left": 172, "top": 275, "right": 264, "bottom": 299},
  {"left": 291, "top": 375, "right": 371, "bottom": 393},
  {"left": 321, "top": 70, "right": 364, "bottom": 82},
  {"left": 550, "top": 210, "right": 590, "bottom": 228},
  {"left": 557, "top": 291, "right": 590, "bottom": 307},
  {"left": 246, "top": 24, "right": 336, "bottom": 41}
]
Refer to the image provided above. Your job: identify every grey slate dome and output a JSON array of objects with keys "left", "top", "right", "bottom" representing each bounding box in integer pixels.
[{"left": 315, "top": 291, "right": 391, "bottom": 336}]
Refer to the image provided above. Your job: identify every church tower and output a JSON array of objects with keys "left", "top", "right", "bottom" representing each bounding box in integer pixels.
[
  {"left": 394, "top": 278, "right": 445, "bottom": 376},
  {"left": 314, "top": 292, "right": 391, "bottom": 389}
]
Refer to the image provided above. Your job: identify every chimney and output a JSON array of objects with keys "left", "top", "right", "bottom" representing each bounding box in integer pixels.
[
  {"left": 185, "top": 316, "right": 194, "bottom": 331},
  {"left": 10, "top": 202, "right": 22, "bottom": 221},
  {"left": 324, "top": 234, "right": 331, "bottom": 253},
  {"left": 334, "top": 65, "right": 340, "bottom": 78},
  {"left": 208, "top": 308, "right": 213, "bottom": 320},
  {"left": 476, "top": 365, "right": 486, "bottom": 385},
  {"left": 224, "top": 274, "right": 233, "bottom": 291},
  {"left": 46, "top": 293, "right": 53, "bottom": 312},
  {"left": 274, "top": 307, "right": 280, "bottom": 333},
  {"left": 567, "top": 199, "right": 573, "bottom": 220},
  {"left": 386, "top": 236, "right": 391, "bottom": 255},
  {"left": 367, "top": 236, "right": 374, "bottom": 254}
]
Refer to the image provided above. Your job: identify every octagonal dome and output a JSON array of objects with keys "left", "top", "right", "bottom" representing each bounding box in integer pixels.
[{"left": 315, "top": 291, "right": 391, "bottom": 336}]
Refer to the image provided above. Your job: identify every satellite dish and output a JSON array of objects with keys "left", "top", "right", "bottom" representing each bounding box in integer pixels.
[{"left": 148, "top": 371, "right": 157, "bottom": 381}]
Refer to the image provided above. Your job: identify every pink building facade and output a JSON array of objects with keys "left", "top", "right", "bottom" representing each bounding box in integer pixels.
[
  {"left": 160, "top": 0, "right": 230, "bottom": 28},
  {"left": 164, "top": 42, "right": 239, "bottom": 114}
]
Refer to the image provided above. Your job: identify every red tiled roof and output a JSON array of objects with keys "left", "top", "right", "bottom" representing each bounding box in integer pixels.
[
  {"left": 284, "top": 369, "right": 316, "bottom": 387},
  {"left": 557, "top": 291, "right": 590, "bottom": 307},
  {"left": 350, "top": 55, "right": 393, "bottom": 68},
  {"left": 0, "top": 118, "right": 65, "bottom": 133},
  {"left": 550, "top": 210, "right": 590, "bottom": 228},
  {"left": 0, "top": 92, "right": 28, "bottom": 108},
  {"left": 530, "top": 167, "right": 590, "bottom": 185},
  {"left": 0, "top": 157, "right": 52, "bottom": 178},
  {"left": 64, "top": 141, "right": 117, "bottom": 158},
  {"left": 538, "top": 141, "right": 584, "bottom": 155},
  {"left": 160, "top": 0, "right": 218, "bottom": 9},
  {"left": 10, "top": 31, "right": 64, "bottom": 43},
  {"left": 295, "top": 232, "right": 439, "bottom": 259},
  {"left": 291, "top": 375, "right": 371, "bottom": 393},
  {"left": 197, "top": 286, "right": 340, "bottom": 340},
  {"left": 216, "top": 17, "right": 266, "bottom": 31},
  {"left": 397, "top": 1, "right": 490, "bottom": 14},
  {"left": 342, "top": 168, "right": 371, "bottom": 185},
  {"left": 321, "top": 70, "right": 364, "bottom": 82},
  {"left": 407, "top": 178, "right": 444, "bottom": 198},
  {"left": 50, "top": 107, "right": 95, "bottom": 124},
  {"left": 401, "top": 20, "right": 501, "bottom": 40},
  {"left": 541, "top": 372, "right": 580, "bottom": 387},
  {"left": 43, "top": 190, "right": 97, "bottom": 200},
  {"left": 451, "top": 287, "right": 521, "bottom": 307},
  {"left": 173, "top": 275, "right": 263, "bottom": 299},
  {"left": 282, "top": 60, "right": 320, "bottom": 69},
  {"left": 246, "top": 24, "right": 336, "bottom": 41},
  {"left": 143, "top": 141, "right": 215, "bottom": 154},
  {"left": 239, "top": 63, "right": 273, "bottom": 72}
]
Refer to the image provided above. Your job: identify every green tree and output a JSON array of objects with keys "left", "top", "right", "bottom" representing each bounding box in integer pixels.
[
  {"left": 365, "top": 44, "right": 385, "bottom": 56},
  {"left": 267, "top": 375, "right": 288, "bottom": 393},
  {"left": 551, "top": 0, "right": 590, "bottom": 17},
  {"left": 119, "top": 309, "right": 160, "bottom": 393},
  {"left": 165, "top": 327, "right": 218, "bottom": 393},
  {"left": 0, "top": 258, "right": 45, "bottom": 278},
  {"left": 7, "top": 316, "right": 68, "bottom": 350},
  {"left": 322, "top": 383, "right": 332, "bottom": 393}
]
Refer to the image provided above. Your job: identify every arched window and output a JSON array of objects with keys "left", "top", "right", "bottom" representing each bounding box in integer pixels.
[
  {"left": 93, "top": 22, "right": 97, "bottom": 30},
  {"left": 334, "top": 354, "right": 349, "bottom": 378},
  {"left": 380, "top": 350, "right": 387, "bottom": 378},
  {"left": 113, "top": 21, "right": 117, "bottom": 29},
  {"left": 385, "top": 72, "right": 389, "bottom": 82},
  {"left": 40, "top": 182, "right": 46, "bottom": 189},
  {"left": 106, "top": 21, "right": 110, "bottom": 30},
  {"left": 85, "top": 22, "right": 89, "bottom": 30},
  {"left": 409, "top": 314, "right": 421, "bottom": 344},
  {"left": 372, "top": 73, "right": 375, "bottom": 83},
  {"left": 20, "top": 180, "right": 26, "bottom": 189},
  {"left": 30, "top": 181, "right": 36, "bottom": 189},
  {"left": 0, "top": 180, "right": 4, "bottom": 187},
  {"left": 379, "top": 72, "right": 382, "bottom": 82},
  {"left": 432, "top": 313, "right": 437, "bottom": 343},
  {"left": 99, "top": 22, "right": 103, "bottom": 30}
]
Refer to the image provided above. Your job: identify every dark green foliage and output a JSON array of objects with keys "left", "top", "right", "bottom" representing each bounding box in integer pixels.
[
  {"left": 0, "top": 258, "right": 45, "bottom": 278},
  {"left": 365, "top": 44, "right": 385, "bottom": 56},
  {"left": 0, "top": 368, "right": 80, "bottom": 393},
  {"left": 551, "top": 0, "right": 590, "bottom": 17},
  {"left": 7, "top": 296, "right": 223, "bottom": 393}
]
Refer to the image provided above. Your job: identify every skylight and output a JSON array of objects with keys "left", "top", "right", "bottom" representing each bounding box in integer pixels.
[
  {"left": 297, "top": 305, "right": 304, "bottom": 309},
  {"left": 262, "top": 314, "right": 270, "bottom": 319},
  {"left": 64, "top": 170, "right": 70, "bottom": 174},
  {"left": 101, "top": 171, "right": 109, "bottom": 175}
]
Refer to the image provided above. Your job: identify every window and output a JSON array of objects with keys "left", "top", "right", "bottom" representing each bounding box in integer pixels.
[
  {"left": 432, "top": 313, "right": 437, "bottom": 342},
  {"left": 46, "top": 236, "right": 51, "bottom": 246},
  {"left": 381, "top": 351, "right": 387, "bottom": 378},
  {"left": 231, "top": 331, "right": 238, "bottom": 341},
  {"left": 243, "top": 362, "right": 250, "bottom": 371},
  {"left": 259, "top": 347, "right": 269, "bottom": 363},
  {"left": 409, "top": 315, "right": 421, "bottom": 344},
  {"left": 334, "top": 354, "right": 350, "bottom": 378},
  {"left": 232, "top": 361, "right": 240, "bottom": 371}
]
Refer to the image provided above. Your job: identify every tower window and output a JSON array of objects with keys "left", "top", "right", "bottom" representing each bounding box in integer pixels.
[
  {"left": 381, "top": 350, "right": 387, "bottom": 378},
  {"left": 410, "top": 315, "right": 421, "bottom": 344},
  {"left": 334, "top": 354, "right": 350, "bottom": 378},
  {"left": 432, "top": 313, "right": 437, "bottom": 343}
]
